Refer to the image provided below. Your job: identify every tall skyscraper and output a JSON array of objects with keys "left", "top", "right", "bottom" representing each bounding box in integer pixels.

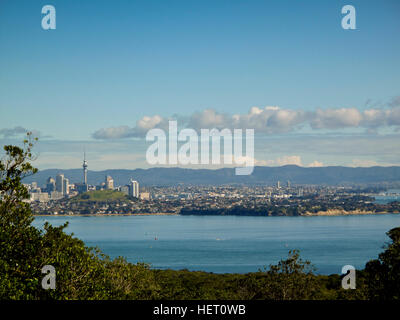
[
  {"left": 83, "top": 152, "right": 88, "bottom": 185},
  {"left": 63, "top": 178, "right": 69, "bottom": 196},
  {"left": 46, "top": 177, "right": 56, "bottom": 193},
  {"left": 56, "top": 174, "right": 64, "bottom": 194},
  {"left": 130, "top": 180, "right": 139, "bottom": 198},
  {"left": 277, "top": 181, "right": 280, "bottom": 189},
  {"left": 105, "top": 175, "right": 114, "bottom": 190}
]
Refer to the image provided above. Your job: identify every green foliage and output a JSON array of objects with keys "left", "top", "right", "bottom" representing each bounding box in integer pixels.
[
  {"left": 364, "top": 227, "right": 400, "bottom": 300},
  {"left": 0, "top": 133, "right": 41, "bottom": 299},
  {"left": 72, "top": 189, "right": 129, "bottom": 203},
  {"left": 152, "top": 252, "right": 353, "bottom": 300},
  {"left": 0, "top": 134, "right": 159, "bottom": 300},
  {"left": 0, "top": 133, "right": 37, "bottom": 229},
  {"left": 257, "top": 250, "right": 319, "bottom": 300}
]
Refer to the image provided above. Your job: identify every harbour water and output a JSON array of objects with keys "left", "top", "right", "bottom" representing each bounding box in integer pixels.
[
  {"left": 373, "top": 189, "right": 400, "bottom": 204},
  {"left": 33, "top": 214, "right": 400, "bottom": 275}
]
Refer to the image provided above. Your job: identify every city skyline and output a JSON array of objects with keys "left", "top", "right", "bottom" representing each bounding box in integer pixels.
[
  {"left": 1, "top": 0, "right": 400, "bottom": 170},
  {"left": 26, "top": 156, "right": 144, "bottom": 201}
]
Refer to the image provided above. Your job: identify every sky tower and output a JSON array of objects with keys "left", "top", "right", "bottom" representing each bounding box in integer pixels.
[{"left": 83, "top": 152, "right": 88, "bottom": 185}]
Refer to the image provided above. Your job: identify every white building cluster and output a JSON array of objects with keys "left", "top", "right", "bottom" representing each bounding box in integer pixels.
[
  {"left": 28, "top": 173, "right": 71, "bottom": 202},
  {"left": 26, "top": 153, "right": 148, "bottom": 202}
]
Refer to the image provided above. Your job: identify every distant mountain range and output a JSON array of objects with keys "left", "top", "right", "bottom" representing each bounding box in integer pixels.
[{"left": 22, "top": 166, "right": 400, "bottom": 187}]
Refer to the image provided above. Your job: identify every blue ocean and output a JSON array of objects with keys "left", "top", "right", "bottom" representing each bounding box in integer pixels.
[{"left": 33, "top": 214, "right": 400, "bottom": 275}]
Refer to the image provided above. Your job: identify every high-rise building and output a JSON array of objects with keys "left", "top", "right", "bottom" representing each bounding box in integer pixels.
[
  {"left": 63, "top": 178, "right": 69, "bottom": 196},
  {"left": 30, "top": 192, "right": 49, "bottom": 203},
  {"left": 83, "top": 152, "right": 88, "bottom": 185},
  {"left": 46, "top": 177, "right": 56, "bottom": 193},
  {"left": 56, "top": 174, "right": 64, "bottom": 194},
  {"left": 287, "top": 180, "right": 291, "bottom": 188},
  {"left": 105, "top": 175, "right": 114, "bottom": 190},
  {"left": 130, "top": 180, "right": 139, "bottom": 198},
  {"left": 277, "top": 181, "right": 280, "bottom": 189}
]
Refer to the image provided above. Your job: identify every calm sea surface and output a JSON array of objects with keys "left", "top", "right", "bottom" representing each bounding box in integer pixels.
[{"left": 33, "top": 214, "right": 400, "bottom": 275}]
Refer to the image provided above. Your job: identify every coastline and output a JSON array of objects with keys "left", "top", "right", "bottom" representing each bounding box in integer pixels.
[
  {"left": 33, "top": 211, "right": 399, "bottom": 217},
  {"left": 33, "top": 212, "right": 179, "bottom": 217},
  {"left": 304, "top": 209, "right": 392, "bottom": 216}
]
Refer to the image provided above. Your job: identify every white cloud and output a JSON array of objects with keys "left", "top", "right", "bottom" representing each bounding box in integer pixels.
[
  {"left": 311, "top": 108, "right": 362, "bottom": 129},
  {"left": 0, "top": 126, "right": 28, "bottom": 137},
  {"left": 387, "top": 107, "right": 400, "bottom": 126},
  {"left": 307, "top": 160, "right": 324, "bottom": 167},
  {"left": 17, "top": 135, "right": 399, "bottom": 170},
  {"left": 231, "top": 106, "right": 306, "bottom": 133},
  {"left": 362, "top": 109, "right": 388, "bottom": 127},
  {"left": 0, "top": 126, "right": 41, "bottom": 138},
  {"left": 274, "top": 155, "right": 303, "bottom": 166},
  {"left": 136, "top": 115, "right": 169, "bottom": 133},
  {"left": 92, "top": 126, "right": 135, "bottom": 139},
  {"left": 92, "top": 99, "right": 400, "bottom": 139},
  {"left": 252, "top": 156, "right": 324, "bottom": 167},
  {"left": 92, "top": 115, "right": 170, "bottom": 139},
  {"left": 189, "top": 109, "right": 229, "bottom": 129}
]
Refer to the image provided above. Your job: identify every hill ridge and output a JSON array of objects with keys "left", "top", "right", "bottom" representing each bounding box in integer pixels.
[{"left": 22, "top": 165, "right": 400, "bottom": 187}]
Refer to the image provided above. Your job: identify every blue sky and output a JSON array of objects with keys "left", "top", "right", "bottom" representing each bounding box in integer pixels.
[{"left": 1, "top": 0, "right": 400, "bottom": 170}]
